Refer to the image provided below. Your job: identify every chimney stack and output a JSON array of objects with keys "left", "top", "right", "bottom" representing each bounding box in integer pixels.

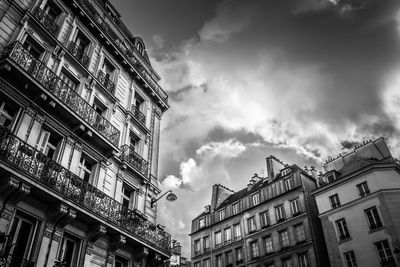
[{"left": 266, "top": 155, "right": 285, "bottom": 182}]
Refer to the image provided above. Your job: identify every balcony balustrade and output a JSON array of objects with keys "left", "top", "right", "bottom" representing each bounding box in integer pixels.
[
  {"left": 0, "top": 127, "right": 171, "bottom": 254},
  {"left": 130, "top": 105, "right": 146, "bottom": 126},
  {"left": 119, "top": 145, "right": 148, "bottom": 177},
  {"left": 0, "top": 254, "right": 35, "bottom": 267},
  {"left": 97, "top": 70, "right": 116, "bottom": 94},
  {"left": 68, "top": 41, "right": 90, "bottom": 68},
  {"left": 74, "top": 0, "right": 168, "bottom": 104},
  {"left": 2, "top": 42, "right": 120, "bottom": 147},
  {"left": 33, "top": 7, "right": 59, "bottom": 36}
]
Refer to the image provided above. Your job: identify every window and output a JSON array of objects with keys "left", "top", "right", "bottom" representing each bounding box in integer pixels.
[
  {"left": 60, "top": 69, "right": 79, "bottom": 91},
  {"left": 6, "top": 211, "right": 41, "bottom": 263},
  {"left": 260, "top": 210, "right": 270, "bottom": 227},
  {"left": 235, "top": 247, "right": 243, "bottom": 263},
  {"left": 92, "top": 98, "right": 108, "bottom": 117},
  {"left": 282, "top": 258, "right": 293, "bottom": 267},
  {"left": 215, "top": 231, "right": 222, "bottom": 246},
  {"left": 357, "top": 181, "right": 370, "bottom": 197},
  {"left": 290, "top": 199, "right": 301, "bottom": 216},
  {"left": 100, "top": 57, "right": 115, "bottom": 80},
  {"left": 203, "top": 258, "right": 211, "bottom": 267},
  {"left": 264, "top": 236, "right": 274, "bottom": 254},
  {"left": 285, "top": 177, "right": 293, "bottom": 190},
  {"left": 224, "top": 227, "right": 232, "bottom": 242},
  {"left": 252, "top": 193, "right": 260, "bottom": 205},
  {"left": 336, "top": 218, "right": 350, "bottom": 240},
  {"left": 225, "top": 250, "right": 233, "bottom": 265},
  {"left": 294, "top": 224, "right": 306, "bottom": 243},
  {"left": 365, "top": 206, "right": 383, "bottom": 230},
  {"left": 194, "top": 239, "right": 201, "bottom": 254},
  {"left": 250, "top": 241, "right": 259, "bottom": 259},
  {"left": 219, "top": 209, "right": 225, "bottom": 221},
  {"left": 298, "top": 253, "right": 310, "bottom": 267},
  {"left": 22, "top": 35, "right": 44, "bottom": 59},
  {"left": 275, "top": 205, "right": 285, "bottom": 222},
  {"left": 37, "top": 128, "right": 62, "bottom": 160},
  {"left": 43, "top": 0, "right": 62, "bottom": 21},
  {"left": 115, "top": 255, "right": 128, "bottom": 267},
  {"left": 329, "top": 194, "right": 341, "bottom": 209},
  {"left": 129, "top": 132, "right": 142, "bottom": 154},
  {"left": 375, "top": 240, "right": 395, "bottom": 265},
  {"left": 215, "top": 254, "right": 223, "bottom": 267},
  {"left": 233, "top": 223, "right": 241, "bottom": 239},
  {"left": 199, "top": 217, "right": 206, "bottom": 228},
  {"left": 78, "top": 154, "right": 95, "bottom": 182},
  {"left": 72, "top": 29, "right": 91, "bottom": 55},
  {"left": 193, "top": 262, "right": 200, "bottom": 267},
  {"left": 121, "top": 184, "right": 136, "bottom": 211},
  {"left": 248, "top": 217, "right": 257, "bottom": 233},
  {"left": 133, "top": 92, "right": 146, "bottom": 113},
  {"left": 232, "top": 202, "right": 239, "bottom": 215},
  {"left": 0, "top": 100, "right": 19, "bottom": 129},
  {"left": 59, "top": 232, "right": 82, "bottom": 267},
  {"left": 280, "top": 230, "right": 290, "bottom": 247},
  {"left": 203, "top": 236, "right": 210, "bottom": 251},
  {"left": 344, "top": 251, "right": 357, "bottom": 267}
]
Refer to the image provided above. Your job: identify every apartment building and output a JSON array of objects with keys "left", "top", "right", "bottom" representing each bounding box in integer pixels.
[
  {"left": 0, "top": 0, "right": 170, "bottom": 266},
  {"left": 190, "top": 156, "right": 329, "bottom": 267},
  {"left": 313, "top": 138, "right": 400, "bottom": 267}
]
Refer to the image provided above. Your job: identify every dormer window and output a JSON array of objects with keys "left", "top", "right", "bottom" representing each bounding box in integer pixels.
[
  {"left": 135, "top": 42, "right": 143, "bottom": 54},
  {"left": 281, "top": 168, "right": 291, "bottom": 176},
  {"left": 219, "top": 209, "right": 225, "bottom": 221},
  {"left": 325, "top": 171, "right": 337, "bottom": 183}
]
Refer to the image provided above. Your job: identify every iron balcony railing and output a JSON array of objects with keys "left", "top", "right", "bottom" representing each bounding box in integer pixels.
[
  {"left": 130, "top": 105, "right": 146, "bottom": 126},
  {"left": 33, "top": 7, "right": 59, "bottom": 36},
  {"left": 74, "top": 0, "right": 168, "bottom": 104},
  {"left": 0, "top": 127, "right": 171, "bottom": 254},
  {"left": 97, "top": 70, "right": 116, "bottom": 95},
  {"left": 0, "top": 254, "right": 35, "bottom": 267},
  {"left": 2, "top": 42, "right": 120, "bottom": 147},
  {"left": 68, "top": 41, "right": 90, "bottom": 68},
  {"left": 119, "top": 145, "right": 148, "bottom": 177}
]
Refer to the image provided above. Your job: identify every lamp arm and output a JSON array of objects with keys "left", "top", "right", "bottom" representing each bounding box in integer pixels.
[{"left": 151, "top": 190, "right": 172, "bottom": 204}]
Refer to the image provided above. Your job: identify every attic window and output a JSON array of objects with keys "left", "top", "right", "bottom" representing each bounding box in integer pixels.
[
  {"left": 199, "top": 217, "right": 205, "bottom": 228},
  {"left": 281, "top": 168, "right": 291, "bottom": 176},
  {"left": 326, "top": 172, "right": 336, "bottom": 183}
]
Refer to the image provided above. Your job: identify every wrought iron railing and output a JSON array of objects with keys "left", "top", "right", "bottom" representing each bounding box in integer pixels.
[
  {"left": 74, "top": 0, "right": 168, "bottom": 104},
  {"left": 0, "top": 127, "right": 171, "bottom": 254},
  {"left": 119, "top": 145, "right": 148, "bottom": 177},
  {"left": 33, "top": 7, "right": 59, "bottom": 36},
  {"left": 0, "top": 254, "right": 35, "bottom": 267},
  {"left": 68, "top": 41, "right": 90, "bottom": 68},
  {"left": 2, "top": 42, "right": 120, "bottom": 147},
  {"left": 130, "top": 105, "right": 146, "bottom": 126},
  {"left": 97, "top": 70, "right": 116, "bottom": 94}
]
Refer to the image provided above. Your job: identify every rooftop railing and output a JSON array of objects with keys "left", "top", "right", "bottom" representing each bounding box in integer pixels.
[
  {"left": 2, "top": 42, "right": 120, "bottom": 147},
  {"left": 0, "top": 127, "right": 171, "bottom": 254},
  {"left": 33, "top": 7, "right": 59, "bottom": 36},
  {"left": 119, "top": 145, "right": 148, "bottom": 177}
]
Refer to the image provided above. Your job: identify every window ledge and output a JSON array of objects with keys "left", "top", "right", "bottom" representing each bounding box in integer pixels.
[
  {"left": 368, "top": 226, "right": 385, "bottom": 234},
  {"left": 338, "top": 237, "right": 352, "bottom": 244}
]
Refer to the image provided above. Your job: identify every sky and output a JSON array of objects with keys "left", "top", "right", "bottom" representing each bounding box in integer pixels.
[{"left": 112, "top": 0, "right": 400, "bottom": 258}]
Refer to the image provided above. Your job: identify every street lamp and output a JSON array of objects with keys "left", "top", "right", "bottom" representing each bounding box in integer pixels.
[{"left": 151, "top": 190, "right": 177, "bottom": 208}]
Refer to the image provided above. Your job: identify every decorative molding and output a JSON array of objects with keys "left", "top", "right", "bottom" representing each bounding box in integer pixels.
[
  {"left": 69, "top": 219, "right": 89, "bottom": 233},
  {"left": 154, "top": 106, "right": 162, "bottom": 119},
  {"left": 109, "top": 235, "right": 126, "bottom": 253},
  {"left": 116, "top": 173, "right": 124, "bottom": 182},
  {"left": 88, "top": 224, "right": 107, "bottom": 244}
]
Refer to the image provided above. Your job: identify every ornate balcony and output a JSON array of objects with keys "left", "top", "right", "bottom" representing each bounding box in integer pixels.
[
  {"left": 2, "top": 42, "right": 120, "bottom": 147},
  {"left": 68, "top": 41, "right": 90, "bottom": 68},
  {"left": 0, "top": 127, "right": 171, "bottom": 255},
  {"left": 0, "top": 254, "right": 35, "bottom": 267},
  {"left": 97, "top": 70, "right": 116, "bottom": 95},
  {"left": 119, "top": 145, "right": 148, "bottom": 177},
  {"left": 73, "top": 0, "right": 168, "bottom": 105},
  {"left": 130, "top": 104, "right": 146, "bottom": 126},
  {"left": 33, "top": 7, "right": 59, "bottom": 36}
]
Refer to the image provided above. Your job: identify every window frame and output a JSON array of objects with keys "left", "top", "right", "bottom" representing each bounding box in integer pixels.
[
  {"left": 357, "top": 181, "right": 370, "bottom": 197},
  {"left": 215, "top": 231, "right": 222, "bottom": 246},
  {"left": 275, "top": 205, "right": 285, "bottom": 222},
  {"left": 250, "top": 240, "right": 260, "bottom": 259},
  {"left": 233, "top": 223, "right": 241, "bottom": 240},
  {"left": 224, "top": 227, "right": 232, "bottom": 243},
  {"left": 252, "top": 192, "right": 260, "bottom": 206},
  {"left": 263, "top": 235, "right": 274, "bottom": 254},
  {"left": 279, "top": 229, "right": 290, "bottom": 248},
  {"left": 232, "top": 202, "right": 239, "bottom": 215},
  {"left": 344, "top": 250, "right": 358, "bottom": 267},
  {"left": 374, "top": 239, "right": 395, "bottom": 265},
  {"left": 260, "top": 210, "right": 270, "bottom": 228},
  {"left": 364, "top": 206, "right": 383, "bottom": 230},
  {"left": 290, "top": 198, "right": 301, "bottom": 216},
  {"left": 335, "top": 218, "right": 351, "bottom": 240},
  {"left": 247, "top": 216, "right": 257, "bottom": 233},
  {"left": 329, "top": 194, "right": 341, "bottom": 209}
]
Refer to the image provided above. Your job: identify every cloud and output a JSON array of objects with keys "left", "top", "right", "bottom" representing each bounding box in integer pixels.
[{"left": 196, "top": 139, "right": 246, "bottom": 158}]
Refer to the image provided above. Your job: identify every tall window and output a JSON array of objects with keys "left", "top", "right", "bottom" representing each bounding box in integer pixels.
[
  {"left": 264, "top": 236, "right": 273, "bottom": 254},
  {"left": 252, "top": 192, "right": 260, "bottom": 206},
  {"left": 72, "top": 30, "right": 91, "bottom": 54},
  {"left": 121, "top": 184, "right": 136, "bottom": 211},
  {"left": 284, "top": 177, "right": 293, "bottom": 190},
  {"left": 37, "top": 128, "right": 62, "bottom": 160},
  {"left": 374, "top": 240, "right": 394, "bottom": 264},
  {"left": 22, "top": 35, "right": 44, "bottom": 59},
  {"left": 356, "top": 181, "right": 370, "bottom": 197},
  {"left": 250, "top": 241, "right": 259, "bottom": 259},
  {"left": 215, "top": 231, "right": 222, "bottom": 246},
  {"left": 329, "top": 194, "right": 341, "bottom": 209},
  {"left": 203, "top": 236, "right": 210, "bottom": 251},
  {"left": 225, "top": 250, "right": 233, "bottom": 265},
  {"left": 344, "top": 251, "right": 357, "bottom": 267},
  {"left": 215, "top": 254, "right": 223, "bottom": 267},
  {"left": 336, "top": 218, "right": 350, "bottom": 240},
  {"left": 294, "top": 224, "right": 306, "bottom": 243},
  {"left": 282, "top": 258, "right": 293, "bottom": 267},
  {"left": 92, "top": 98, "right": 107, "bottom": 117},
  {"left": 260, "top": 210, "right": 270, "bottom": 227},
  {"left": 100, "top": 58, "right": 115, "bottom": 80},
  {"left": 193, "top": 262, "right": 200, "bottom": 267},
  {"left": 280, "top": 230, "right": 290, "bottom": 247},
  {"left": 115, "top": 255, "right": 128, "bottom": 267},
  {"left": 233, "top": 224, "right": 241, "bottom": 239},
  {"left": 43, "top": 0, "right": 62, "bottom": 21},
  {"left": 0, "top": 100, "right": 19, "bottom": 129},
  {"left": 60, "top": 69, "right": 79, "bottom": 91},
  {"left": 298, "top": 253, "right": 310, "bottom": 267},
  {"left": 365, "top": 206, "right": 383, "bottom": 230},
  {"left": 219, "top": 209, "right": 225, "bottom": 221},
  {"left": 199, "top": 217, "right": 205, "bottom": 228},
  {"left": 59, "top": 232, "right": 82, "bottom": 267},
  {"left": 275, "top": 205, "right": 285, "bottom": 222},
  {"left": 133, "top": 92, "right": 146, "bottom": 113},
  {"left": 78, "top": 154, "right": 95, "bottom": 182},
  {"left": 194, "top": 239, "right": 201, "bottom": 254},
  {"left": 232, "top": 202, "right": 239, "bottom": 215},
  {"left": 290, "top": 199, "right": 301, "bottom": 215},
  {"left": 203, "top": 258, "right": 211, "bottom": 267},
  {"left": 248, "top": 217, "right": 257, "bottom": 233},
  {"left": 235, "top": 247, "right": 243, "bottom": 263},
  {"left": 224, "top": 227, "right": 232, "bottom": 242}
]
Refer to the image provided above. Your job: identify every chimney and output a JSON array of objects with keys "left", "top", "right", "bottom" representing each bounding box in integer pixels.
[
  {"left": 266, "top": 155, "right": 285, "bottom": 181},
  {"left": 247, "top": 173, "right": 262, "bottom": 191},
  {"left": 211, "top": 184, "right": 234, "bottom": 211}
]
